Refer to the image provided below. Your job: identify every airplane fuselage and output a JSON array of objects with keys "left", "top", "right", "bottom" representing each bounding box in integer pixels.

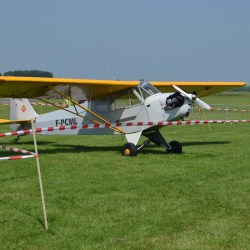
[{"left": 33, "top": 93, "right": 191, "bottom": 135}]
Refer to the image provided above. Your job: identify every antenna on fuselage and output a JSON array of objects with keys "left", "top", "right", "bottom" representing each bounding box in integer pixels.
[{"left": 106, "top": 68, "right": 119, "bottom": 80}]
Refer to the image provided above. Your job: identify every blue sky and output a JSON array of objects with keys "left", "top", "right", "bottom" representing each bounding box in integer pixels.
[{"left": 0, "top": 0, "right": 249, "bottom": 84}]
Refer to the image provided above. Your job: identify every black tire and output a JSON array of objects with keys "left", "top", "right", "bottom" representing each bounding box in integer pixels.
[
  {"left": 167, "top": 141, "right": 182, "bottom": 154},
  {"left": 122, "top": 143, "right": 138, "bottom": 156}
]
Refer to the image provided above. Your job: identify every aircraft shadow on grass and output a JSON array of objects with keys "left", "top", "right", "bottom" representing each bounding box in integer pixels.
[
  {"left": 181, "top": 141, "right": 230, "bottom": 147},
  {"left": 2, "top": 139, "right": 231, "bottom": 156}
]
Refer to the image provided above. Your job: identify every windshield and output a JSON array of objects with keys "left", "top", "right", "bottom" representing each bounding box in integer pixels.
[
  {"left": 139, "top": 81, "right": 161, "bottom": 96},
  {"left": 131, "top": 81, "right": 161, "bottom": 101}
]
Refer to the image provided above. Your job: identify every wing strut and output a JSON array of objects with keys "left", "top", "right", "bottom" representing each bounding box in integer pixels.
[{"left": 44, "top": 86, "right": 125, "bottom": 134}]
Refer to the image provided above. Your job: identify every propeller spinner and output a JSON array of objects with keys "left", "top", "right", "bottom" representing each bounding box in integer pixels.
[{"left": 172, "top": 85, "right": 211, "bottom": 110}]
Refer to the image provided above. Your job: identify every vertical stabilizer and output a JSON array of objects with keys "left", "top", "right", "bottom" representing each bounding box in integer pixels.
[{"left": 10, "top": 98, "right": 39, "bottom": 130}]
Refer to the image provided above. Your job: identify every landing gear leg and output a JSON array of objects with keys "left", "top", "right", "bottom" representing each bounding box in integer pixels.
[
  {"left": 143, "top": 129, "right": 182, "bottom": 154},
  {"left": 13, "top": 134, "right": 25, "bottom": 144}
]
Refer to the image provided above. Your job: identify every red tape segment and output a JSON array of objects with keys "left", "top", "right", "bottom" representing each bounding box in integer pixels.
[
  {"left": 0, "top": 120, "right": 250, "bottom": 137},
  {"left": 0, "top": 145, "right": 37, "bottom": 161}
]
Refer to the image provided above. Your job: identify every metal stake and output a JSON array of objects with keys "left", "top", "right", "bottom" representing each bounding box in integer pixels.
[{"left": 31, "top": 119, "right": 48, "bottom": 230}]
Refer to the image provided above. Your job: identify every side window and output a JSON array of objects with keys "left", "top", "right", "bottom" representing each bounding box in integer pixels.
[
  {"left": 110, "top": 89, "right": 142, "bottom": 111},
  {"left": 110, "top": 90, "right": 130, "bottom": 111},
  {"left": 96, "top": 89, "right": 143, "bottom": 112},
  {"left": 95, "top": 96, "right": 109, "bottom": 113},
  {"left": 113, "top": 91, "right": 130, "bottom": 110}
]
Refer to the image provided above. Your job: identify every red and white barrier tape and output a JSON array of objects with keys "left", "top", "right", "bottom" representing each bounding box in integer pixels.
[
  {"left": 0, "top": 145, "right": 37, "bottom": 161},
  {"left": 210, "top": 108, "right": 250, "bottom": 112},
  {"left": 0, "top": 120, "right": 250, "bottom": 137},
  {"left": 30, "top": 102, "right": 63, "bottom": 107}
]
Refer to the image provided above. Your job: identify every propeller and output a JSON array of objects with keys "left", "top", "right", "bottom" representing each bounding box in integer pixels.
[{"left": 172, "top": 85, "right": 211, "bottom": 110}]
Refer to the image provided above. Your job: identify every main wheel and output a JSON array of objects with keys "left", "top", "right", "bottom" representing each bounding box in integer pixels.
[
  {"left": 167, "top": 141, "right": 182, "bottom": 154},
  {"left": 122, "top": 143, "right": 138, "bottom": 156}
]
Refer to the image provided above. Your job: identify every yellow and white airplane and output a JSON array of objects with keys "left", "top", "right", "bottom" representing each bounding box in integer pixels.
[{"left": 0, "top": 76, "right": 246, "bottom": 156}]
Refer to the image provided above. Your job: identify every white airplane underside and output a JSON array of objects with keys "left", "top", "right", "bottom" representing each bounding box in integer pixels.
[{"left": 9, "top": 81, "right": 212, "bottom": 156}]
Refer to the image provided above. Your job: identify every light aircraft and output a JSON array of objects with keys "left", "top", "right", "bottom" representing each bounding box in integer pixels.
[{"left": 0, "top": 76, "right": 245, "bottom": 156}]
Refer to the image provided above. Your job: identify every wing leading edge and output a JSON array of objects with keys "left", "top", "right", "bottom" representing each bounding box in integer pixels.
[
  {"left": 0, "top": 76, "right": 246, "bottom": 99},
  {"left": 152, "top": 81, "right": 246, "bottom": 97},
  {"left": 0, "top": 76, "right": 139, "bottom": 99}
]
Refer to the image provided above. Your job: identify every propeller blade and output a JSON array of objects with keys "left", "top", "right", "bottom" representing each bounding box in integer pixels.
[
  {"left": 195, "top": 98, "right": 211, "bottom": 110},
  {"left": 172, "top": 85, "right": 188, "bottom": 97},
  {"left": 172, "top": 85, "right": 211, "bottom": 110},
  {"left": 172, "top": 85, "right": 194, "bottom": 100}
]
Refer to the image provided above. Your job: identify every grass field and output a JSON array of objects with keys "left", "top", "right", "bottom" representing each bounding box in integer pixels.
[
  {"left": 0, "top": 95, "right": 250, "bottom": 249},
  {"left": 203, "top": 93, "right": 250, "bottom": 105}
]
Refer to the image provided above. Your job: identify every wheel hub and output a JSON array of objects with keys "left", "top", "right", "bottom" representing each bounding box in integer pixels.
[{"left": 124, "top": 148, "right": 131, "bottom": 156}]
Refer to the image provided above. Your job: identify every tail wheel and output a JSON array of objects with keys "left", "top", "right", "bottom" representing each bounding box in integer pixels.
[
  {"left": 122, "top": 143, "right": 138, "bottom": 157},
  {"left": 167, "top": 141, "right": 182, "bottom": 154}
]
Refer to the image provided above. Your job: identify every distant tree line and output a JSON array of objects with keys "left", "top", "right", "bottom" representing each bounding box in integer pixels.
[
  {"left": 230, "top": 86, "right": 250, "bottom": 92},
  {"left": 2, "top": 70, "right": 53, "bottom": 78}
]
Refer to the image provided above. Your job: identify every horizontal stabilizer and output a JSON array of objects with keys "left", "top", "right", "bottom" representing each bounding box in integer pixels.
[{"left": 0, "top": 118, "right": 31, "bottom": 124}]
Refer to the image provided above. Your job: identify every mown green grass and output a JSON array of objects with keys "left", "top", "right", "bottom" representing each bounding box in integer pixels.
[
  {"left": 203, "top": 93, "right": 250, "bottom": 105},
  {"left": 1, "top": 124, "right": 250, "bottom": 249},
  {"left": 0, "top": 95, "right": 250, "bottom": 249}
]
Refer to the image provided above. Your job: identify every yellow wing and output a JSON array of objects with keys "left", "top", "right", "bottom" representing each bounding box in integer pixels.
[
  {"left": 0, "top": 76, "right": 139, "bottom": 99},
  {"left": 151, "top": 81, "right": 246, "bottom": 97},
  {"left": 0, "top": 76, "right": 246, "bottom": 100}
]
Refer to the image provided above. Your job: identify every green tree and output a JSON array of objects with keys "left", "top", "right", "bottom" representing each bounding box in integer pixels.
[
  {"left": 3, "top": 70, "right": 53, "bottom": 78},
  {"left": 231, "top": 86, "right": 250, "bottom": 92}
]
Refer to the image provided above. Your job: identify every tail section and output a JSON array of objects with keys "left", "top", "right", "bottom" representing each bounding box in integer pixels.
[{"left": 10, "top": 98, "right": 39, "bottom": 130}]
